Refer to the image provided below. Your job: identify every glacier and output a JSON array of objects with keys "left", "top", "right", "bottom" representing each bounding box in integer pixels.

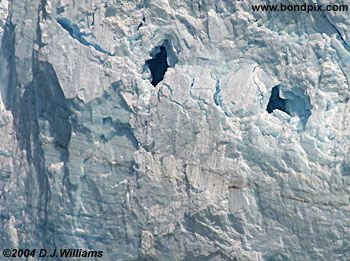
[{"left": 0, "top": 0, "right": 349, "bottom": 260}]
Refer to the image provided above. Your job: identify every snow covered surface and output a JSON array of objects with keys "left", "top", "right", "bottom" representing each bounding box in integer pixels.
[{"left": 0, "top": 0, "right": 349, "bottom": 260}]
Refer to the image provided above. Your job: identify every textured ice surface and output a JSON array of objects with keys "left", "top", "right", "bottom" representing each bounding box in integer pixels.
[{"left": 0, "top": 0, "right": 349, "bottom": 260}]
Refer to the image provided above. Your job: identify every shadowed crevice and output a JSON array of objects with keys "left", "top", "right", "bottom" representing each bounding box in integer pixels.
[
  {"left": 57, "top": 18, "right": 114, "bottom": 56},
  {"left": 266, "top": 86, "right": 287, "bottom": 114}
]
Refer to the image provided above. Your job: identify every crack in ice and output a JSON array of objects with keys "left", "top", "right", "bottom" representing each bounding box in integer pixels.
[
  {"left": 57, "top": 18, "right": 114, "bottom": 56},
  {"left": 189, "top": 78, "right": 209, "bottom": 105},
  {"left": 323, "top": 13, "right": 350, "bottom": 52},
  {"left": 213, "top": 79, "right": 223, "bottom": 107}
]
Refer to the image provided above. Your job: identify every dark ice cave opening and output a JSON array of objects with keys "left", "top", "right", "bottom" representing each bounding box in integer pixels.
[
  {"left": 146, "top": 46, "right": 169, "bottom": 86},
  {"left": 266, "top": 86, "right": 288, "bottom": 114},
  {"left": 267, "top": 85, "right": 312, "bottom": 128}
]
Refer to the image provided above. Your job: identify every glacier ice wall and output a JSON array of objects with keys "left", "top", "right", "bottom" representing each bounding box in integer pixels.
[{"left": 0, "top": 0, "right": 349, "bottom": 260}]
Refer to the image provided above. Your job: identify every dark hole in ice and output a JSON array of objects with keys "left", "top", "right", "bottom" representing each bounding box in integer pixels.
[
  {"left": 267, "top": 85, "right": 312, "bottom": 128},
  {"left": 137, "top": 16, "right": 145, "bottom": 30},
  {"left": 146, "top": 46, "right": 169, "bottom": 86},
  {"left": 266, "top": 86, "right": 288, "bottom": 114}
]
